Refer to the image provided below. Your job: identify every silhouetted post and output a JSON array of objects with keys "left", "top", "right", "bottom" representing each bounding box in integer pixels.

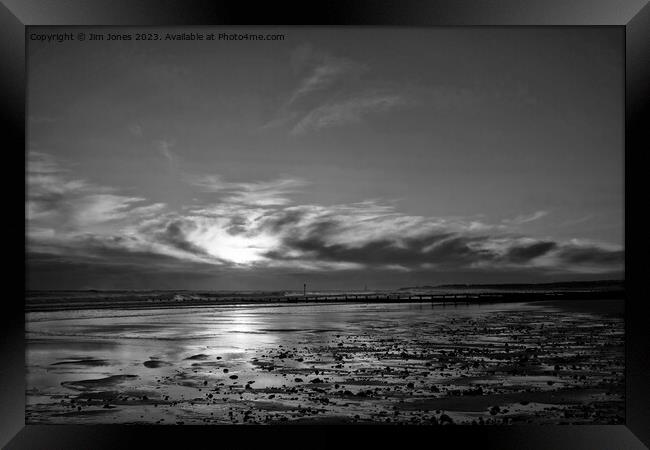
[{"left": 303, "top": 283, "right": 306, "bottom": 297}]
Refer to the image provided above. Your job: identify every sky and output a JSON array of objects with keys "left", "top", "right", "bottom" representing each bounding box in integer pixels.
[{"left": 27, "top": 27, "right": 624, "bottom": 290}]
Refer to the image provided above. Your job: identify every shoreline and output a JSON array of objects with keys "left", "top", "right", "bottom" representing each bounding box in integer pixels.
[{"left": 25, "top": 295, "right": 624, "bottom": 314}]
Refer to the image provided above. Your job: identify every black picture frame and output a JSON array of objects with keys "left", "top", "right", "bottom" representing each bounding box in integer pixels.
[{"left": 2, "top": 1, "right": 649, "bottom": 448}]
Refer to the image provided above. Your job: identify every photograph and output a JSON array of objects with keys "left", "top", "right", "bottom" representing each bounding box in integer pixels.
[{"left": 25, "top": 26, "right": 625, "bottom": 426}]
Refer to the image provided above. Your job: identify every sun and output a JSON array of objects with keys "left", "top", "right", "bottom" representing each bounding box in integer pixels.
[{"left": 191, "top": 225, "right": 278, "bottom": 265}]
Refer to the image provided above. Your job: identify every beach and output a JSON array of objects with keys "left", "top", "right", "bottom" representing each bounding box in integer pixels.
[{"left": 26, "top": 299, "right": 624, "bottom": 425}]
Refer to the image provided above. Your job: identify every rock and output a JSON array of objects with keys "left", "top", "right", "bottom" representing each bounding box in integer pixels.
[
  {"left": 229, "top": 375, "right": 238, "bottom": 379},
  {"left": 310, "top": 378, "right": 323, "bottom": 383},
  {"left": 185, "top": 354, "right": 209, "bottom": 361},
  {"left": 143, "top": 360, "right": 170, "bottom": 368},
  {"left": 439, "top": 414, "right": 454, "bottom": 425}
]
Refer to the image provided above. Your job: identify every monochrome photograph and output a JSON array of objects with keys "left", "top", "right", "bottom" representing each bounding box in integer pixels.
[{"left": 26, "top": 26, "right": 624, "bottom": 425}]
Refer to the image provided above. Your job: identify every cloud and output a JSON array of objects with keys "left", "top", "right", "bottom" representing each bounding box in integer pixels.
[
  {"left": 265, "top": 45, "right": 538, "bottom": 138},
  {"left": 261, "top": 45, "right": 405, "bottom": 136},
  {"left": 27, "top": 151, "right": 167, "bottom": 245},
  {"left": 504, "top": 210, "right": 549, "bottom": 225},
  {"left": 27, "top": 152, "right": 95, "bottom": 224},
  {"left": 72, "top": 194, "right": 162, "bottom": 226},
  {"left": 555, "top": 244, "right": 624, "bottom": 267},
  {"left": 152, "top": 220, "right": 213, "bottom": 257},
  {"left": 27, "top": 242, "right": 229, "bottom": 291},
  {"left": 268, "top": 233, "right": 467, "bottom": 268},
  {"left": 226, "top": 203, "right": 621, "bottom": 275},
  {"left": 156, "top": 139, "right": 176, "bottom": 168},
  {"left": 267, "top": 223, "right": 621, "bottom": 274},
  {"left": 27, "top": 153, "right": 624, "bottom": 288},
  {"left": 290, "top": 93, "right": 407, "bottom": 135},
  {"left": 264, "top": 218, "right": 493, "bottom": 269},
  {"left": 505, "top": 241, "right": 558, "bottom": 262},
  {"left": 287, "top": 52, "right": 366, "bottom": 105},
  {"left": 187, "top": 175, "right": 306, "bottom": 206}
]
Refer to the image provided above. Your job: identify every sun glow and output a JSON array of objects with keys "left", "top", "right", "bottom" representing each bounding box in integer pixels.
[{"left": 189, "top": 224, "right": 278, "bottom": 265}]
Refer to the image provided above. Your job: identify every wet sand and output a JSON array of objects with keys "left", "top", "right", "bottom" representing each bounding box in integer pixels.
[{"left": 26, "top": 300, "right": 624, "bottom": 425}]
